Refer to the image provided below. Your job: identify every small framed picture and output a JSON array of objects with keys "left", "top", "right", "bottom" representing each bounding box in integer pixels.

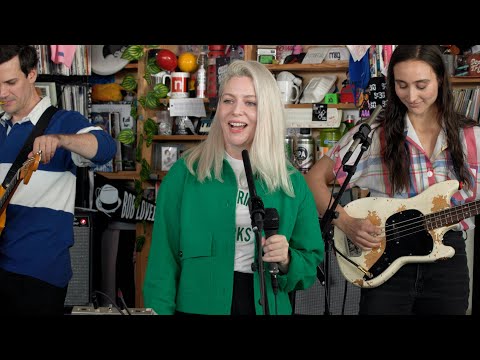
[
  {"left": 35, "top": 82, "right": 58, "bottom": 106},
  {"left": 161, "top": 146, "right": 178, "bottom": 171}
]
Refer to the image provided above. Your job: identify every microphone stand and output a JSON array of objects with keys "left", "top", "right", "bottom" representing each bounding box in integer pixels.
[
  {"left": 249, "top": 195, "right": 269, "bottom": 315},
  {"left": 319, "top": 120, "right": 374, "bottom": 315},
  {"left": 242, "top": 150, "right": 269, "bottom": 315}
]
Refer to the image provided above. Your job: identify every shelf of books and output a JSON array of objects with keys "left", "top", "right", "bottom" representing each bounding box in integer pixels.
[
  {"left": 453, "top": 86, "right": 480, "bottom": 122},
  {"left": 90, "top": 103, "right": 137, "bottom": 173}
]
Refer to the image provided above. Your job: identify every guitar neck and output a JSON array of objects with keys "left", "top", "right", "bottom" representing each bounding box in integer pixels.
[
  {"left": 0, "top": 174, "right": 20, "bottom": 213},
  {"left": 424, "top": 199, "right": 480, "bottom": 230}
]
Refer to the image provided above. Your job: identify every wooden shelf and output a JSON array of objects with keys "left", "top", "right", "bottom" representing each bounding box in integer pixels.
[
  {"left": 285, "top": 103, "right": 357, "bottom": 109},
  {"left": 96, "top": 171, "right": 139, "bottom": 180},
  {"left": 124, "top": 63, "right": 138, "bottom": 69},
  {"left": 149, "top": 171, "right": 168, "bottom": 180},
  {"left": 265, "top": 61, "right": 349, "bottom": 72},
  {"left": 450, "top": 76, "right": 480, "bottom": 84},
  {"left": 158, "top": 98, "right": 209, "bottom": 105},
  {"left": 153, "top": 135, "right": 208, "bottom": 141}
]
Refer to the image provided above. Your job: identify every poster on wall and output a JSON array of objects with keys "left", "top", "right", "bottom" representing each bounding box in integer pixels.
[{"left": 93, "top": 173, "right": 155, "bottom": 223}]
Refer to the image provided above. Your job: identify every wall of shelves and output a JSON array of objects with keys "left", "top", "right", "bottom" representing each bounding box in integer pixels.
[
  {"left": 132, "top": 45, "right": 215, "bottom": 307},
  {"left": 129, "top": 45, "right": 480, "bottom": 308},
  {"left": 244, "top": 45, "right": 349, "bottom": 91}
]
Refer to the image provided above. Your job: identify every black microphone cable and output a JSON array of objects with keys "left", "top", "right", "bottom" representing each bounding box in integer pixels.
[
  {"left": 91, "top": 290, "right": 125, "bottom": 315},
  {"left": 117, "top": 288, "right": 132, "bottom": 315}
]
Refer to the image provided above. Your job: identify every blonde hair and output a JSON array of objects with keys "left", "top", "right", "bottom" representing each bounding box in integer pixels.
[{"left": 183, "top": 60, "right": 294, "bottom": 197}]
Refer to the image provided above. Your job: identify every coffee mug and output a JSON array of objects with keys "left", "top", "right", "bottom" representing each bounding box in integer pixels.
[
  {"left": 95, "top": 184, "right": 121, "bottom": 213},
  {"left": 163, "top": 72, "right": 190, "bottom": 98},
  {"left": 150, "top": 71, "right": 168, "bottom": 87},
  {"left": 277, "top": 80, "right": 300, "bottom": 104}
]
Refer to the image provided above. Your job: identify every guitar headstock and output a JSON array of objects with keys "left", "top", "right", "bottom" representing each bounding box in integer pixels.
[{"left": 19, "top": 151, "right": 42, "bottom": 184}]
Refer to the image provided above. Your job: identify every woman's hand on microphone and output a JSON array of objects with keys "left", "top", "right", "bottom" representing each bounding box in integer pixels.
[{"left": 262, "top": 234, "right": 290, "bottom": 273}]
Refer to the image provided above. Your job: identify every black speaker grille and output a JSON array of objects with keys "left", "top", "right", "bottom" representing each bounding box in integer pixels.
[
  {"left": 65, "top": 214, "right": 92, "bottom": 306},
  {"left": 294, "top": 248, "right": 360, "bottom": 315}
]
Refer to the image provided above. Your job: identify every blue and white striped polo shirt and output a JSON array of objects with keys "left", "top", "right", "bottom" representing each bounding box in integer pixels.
[{"left": 0, "top": 97, "right": 116, "bottom": 287}]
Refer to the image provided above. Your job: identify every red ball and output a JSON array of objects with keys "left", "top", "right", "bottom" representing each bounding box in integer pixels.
[{"left": 156, "top": 49, "right": 177, "bottom": 72}]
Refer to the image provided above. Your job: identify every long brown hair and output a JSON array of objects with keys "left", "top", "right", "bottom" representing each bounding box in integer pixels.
[{"left": 382, "top": 45, "right": 477, "bottom": 194}]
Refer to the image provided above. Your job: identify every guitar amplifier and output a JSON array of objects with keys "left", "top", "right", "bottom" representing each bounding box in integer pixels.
[
  {"left": 293, "top": 188, "right": 361, "bottom": 315},
  {"left": 293, "top": 250, "right": 361, "bottom": 315},
  {"left": 64, "top": 211, "right": 94, "bottom": 306}
]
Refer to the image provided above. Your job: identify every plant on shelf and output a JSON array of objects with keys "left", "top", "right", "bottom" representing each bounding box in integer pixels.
[
  {"left": 118, "top": 45, "right": 163, "bottom": 252},
  {"left": 120, "top": 74, "right": 137, "bottom": 93},
  {"left": 137, "top": 57, "right": 169, "bottom": 110}
]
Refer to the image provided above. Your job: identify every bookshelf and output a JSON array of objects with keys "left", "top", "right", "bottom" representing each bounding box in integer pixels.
[
  {"left": 451, "top": 76, "right": 480, "bottom": 86},
  {"left": 264, "top": 62, "right": 349, "bottom": 72},
  {"left": 284, "top": 103, "right": 357, "bottom": 109},
  {"left": 133, "top": 45, "right": 214, "bottom": 307},
  {"left": 97, "top": 171, "right": 140, "bottom": 180},
  {"left": 153, "top": 135, "right": 207, "bottom": 141}
]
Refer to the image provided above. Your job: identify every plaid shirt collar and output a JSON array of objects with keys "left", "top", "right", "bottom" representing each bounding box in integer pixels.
[{"left": 404, "top": 113, "right": 448, "bottom": 158}]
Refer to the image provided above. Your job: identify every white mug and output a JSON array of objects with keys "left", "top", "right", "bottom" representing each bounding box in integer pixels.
[
  {"left": 277, "top": 80, "right": 300, "bottom": 104},
  {"left": 163, "top": 72, "right": 190, "bottom": 98},
  {"left": 150, "top": 71, "right": 168, "bottom": 86}
]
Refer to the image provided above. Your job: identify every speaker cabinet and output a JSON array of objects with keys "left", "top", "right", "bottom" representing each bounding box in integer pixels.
[
  {"left": 293, "top": 248, "right": 361, "bottom": 315},
  {"left": 65, "top": 212, "right": 93, "bottom": 306},
  {"left": 293, "top": 189, "right": 360, "bottom": 315}
]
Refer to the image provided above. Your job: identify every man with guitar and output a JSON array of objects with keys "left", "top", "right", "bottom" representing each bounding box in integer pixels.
[
  {"left": 306, "top": 45, "right": 479, "bottom": 315},
  {"left": 0, "top": 45, "right": 116, "bottom": 315}
]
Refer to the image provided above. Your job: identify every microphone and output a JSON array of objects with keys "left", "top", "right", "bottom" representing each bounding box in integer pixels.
[
  {"left": 242, "top": 150, "right": 280, "bottom": 297},
  {"left": 264, "top": 208, "right": 280, "bottom": 276},
  {"left": 241, "top": 149, "right": 265, "bottom": 229},
  {"left": 341, "top": 105, "right": 382, "bottom": 165}
]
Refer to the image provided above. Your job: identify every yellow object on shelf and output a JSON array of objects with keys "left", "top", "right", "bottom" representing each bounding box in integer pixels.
[
  {"left": 92, "top": 83, "right": 123, "bottom": 102},
  {"left": 178, "top": 52, "right": 198, "bottom": 73}
]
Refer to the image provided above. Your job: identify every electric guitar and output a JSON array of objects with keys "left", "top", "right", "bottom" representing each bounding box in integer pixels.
[
  {"left": 334, "top": 180, "right": 476, "bottom": 288},
  {"left": 0, "top": 152, "right": 41, "bottom": 235}
]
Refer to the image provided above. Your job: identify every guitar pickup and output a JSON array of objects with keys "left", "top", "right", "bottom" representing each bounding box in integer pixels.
[{"left": 346, "top": 238, "right": 362, "bottom": 257}]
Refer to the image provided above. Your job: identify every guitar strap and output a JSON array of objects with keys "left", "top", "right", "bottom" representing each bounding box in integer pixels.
[{"left": 2, "top": 105, "right": 59, "bottom": 188}]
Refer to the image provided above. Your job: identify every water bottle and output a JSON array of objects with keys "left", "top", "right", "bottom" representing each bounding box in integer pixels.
[{"left": 196, "top": 52, "right": 207, "bottom": 98}]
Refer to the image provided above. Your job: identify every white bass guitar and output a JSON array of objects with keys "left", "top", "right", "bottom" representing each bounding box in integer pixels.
[{"left": 334, "top": 180, "right": 474, "bottom": 288}]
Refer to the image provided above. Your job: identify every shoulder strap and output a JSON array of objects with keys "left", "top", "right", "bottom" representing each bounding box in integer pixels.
[{"left": 2, "top": 106, "right": 59, "bottom": 188}]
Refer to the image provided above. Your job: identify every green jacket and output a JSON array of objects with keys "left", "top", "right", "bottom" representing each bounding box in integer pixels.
[{"left": 143, "top": 158, "right": 324, "bottom": 315}]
